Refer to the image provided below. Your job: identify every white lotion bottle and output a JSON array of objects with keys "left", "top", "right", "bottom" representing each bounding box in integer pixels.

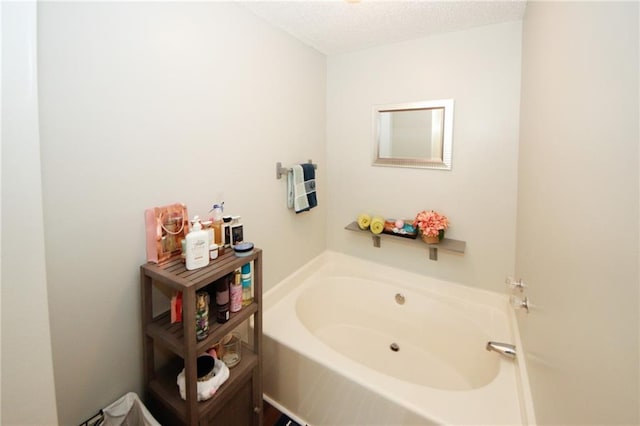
[{"left": 185, "top": 216, "right": 210, "bottom": 270}]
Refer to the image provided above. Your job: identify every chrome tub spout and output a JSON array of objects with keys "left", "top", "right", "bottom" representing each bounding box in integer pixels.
[{"left": 486, "top": 341, "right": 516, "bottom": 359}]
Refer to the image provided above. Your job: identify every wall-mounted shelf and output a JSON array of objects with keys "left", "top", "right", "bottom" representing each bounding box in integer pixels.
[{"left": 345, "top": 221, "right": 466, "bottom": 261}]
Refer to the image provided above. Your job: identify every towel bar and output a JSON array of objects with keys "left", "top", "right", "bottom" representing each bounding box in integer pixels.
[{"left": 276, "top": 160, "right": 317, "bottom": 179}]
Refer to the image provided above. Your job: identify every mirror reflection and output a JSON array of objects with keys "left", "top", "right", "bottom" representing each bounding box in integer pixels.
[{"left": 374, "top": 99, "right": 454, "bottom": 170}]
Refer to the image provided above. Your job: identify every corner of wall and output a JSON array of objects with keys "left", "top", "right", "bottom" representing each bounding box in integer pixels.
[{"left": 1, "top": 1, "right": 59, "bottom": 424}]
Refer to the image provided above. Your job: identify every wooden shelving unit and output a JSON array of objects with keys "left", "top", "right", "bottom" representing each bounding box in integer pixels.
[
  {"left": 141, "top": 249, "right": 263, "bottom": 426},
  {"left": 345, "top": 221, "right": 466, "bottom": 260}
]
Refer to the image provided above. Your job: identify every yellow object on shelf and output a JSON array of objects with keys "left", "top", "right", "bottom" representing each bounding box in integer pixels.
[
  {"left": 357, "top": 213, "right": 371, "bottom": 230},
  {"left": 370, "top": 216, "right": 385, "bottom": 235}
]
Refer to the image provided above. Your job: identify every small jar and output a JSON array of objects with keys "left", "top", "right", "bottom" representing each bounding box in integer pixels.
[
  {"left": 221, "top": 332, "right": 242, "bottom": 368},
  {"left": 209, "top": 243, "right": 219, "bottom": 260}
]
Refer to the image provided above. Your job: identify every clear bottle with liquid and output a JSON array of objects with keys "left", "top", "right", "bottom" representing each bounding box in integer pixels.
[
  {"left": 230, "top": 270, "right": 243, "bottom": 313},
  {"left": 210, "top": 203, "right": 224, "bottom": 247}
]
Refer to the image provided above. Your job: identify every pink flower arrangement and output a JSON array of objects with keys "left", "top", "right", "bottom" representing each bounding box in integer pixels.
[{"left": 413, "top": 210, "right": 449, "bottom": 237}]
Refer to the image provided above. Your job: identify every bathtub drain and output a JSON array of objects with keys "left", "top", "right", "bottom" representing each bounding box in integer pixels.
[{"left": 390, "top": 343, "right": 399, "bottom": 352}]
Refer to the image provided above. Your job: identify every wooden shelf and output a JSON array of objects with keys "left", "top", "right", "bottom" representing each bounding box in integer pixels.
[
  {"left": 149, "top": 344, "right": 258, "bottom": 423},
  {"left": 141, "top": 249, "right": 261, "bottom": 291},
  {"left": 345, "top": 221, "right": 466, "bottom": 260},
  {"left": 141, "top": 248, "right": 263, "bottom": 426},
  {"left": 146, "top": 303, "right": 259, "bottom": 358}
]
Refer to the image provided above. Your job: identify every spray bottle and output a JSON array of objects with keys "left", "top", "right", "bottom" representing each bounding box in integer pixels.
[{"left": 209, "top": 202, "right": 224, "bottom": 249}]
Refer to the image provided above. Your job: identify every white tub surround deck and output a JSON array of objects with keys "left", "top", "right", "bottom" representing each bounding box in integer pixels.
[{"left": 263, "top": 251, "right": 535, "bottom": 425}]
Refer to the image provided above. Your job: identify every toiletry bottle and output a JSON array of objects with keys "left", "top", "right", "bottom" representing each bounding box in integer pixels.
[
  {"left": 185, "top": 216, "right": 209, "bottom": 271},
  {"left": 201, "top": 220, "right": 214, "bottom": 246},
  {"left": 230, "top": 216, "right": 244, "bottom": 247},
  {"left": 241, "top": 263, "right": 253, "bottom": 306},
  {"left": 222, "top": 216, "right": 233, "bottom": 249},
  {"left": 230, "top": 269, "right": 242, "bottom": 313},
  {"left": 215, "top": 275, "right": 230, "bottom": 323},
  {"left": 211, "top": 203, "right": 224, "bottom": 222},
  {"left": 210, "top": 203, "right": 224, "bottom": 247},
  {"left": 195, "top": 291, "right": 209, "bottom": 341},
  {"left": 212, "top": 221, "right": 222, "bottom": 249}
]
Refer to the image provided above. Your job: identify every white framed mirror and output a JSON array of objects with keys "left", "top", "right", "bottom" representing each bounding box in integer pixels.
[{"left": 373, "top": 99, "right": 454, "bottom": 170}]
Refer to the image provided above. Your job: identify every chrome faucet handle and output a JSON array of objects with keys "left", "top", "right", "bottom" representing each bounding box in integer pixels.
[
  {"left": 505, "top": 276, "right": 526, "bottom": 292},
  {"left": 509, "top": 295, "right": 529, "bottom": 313}
]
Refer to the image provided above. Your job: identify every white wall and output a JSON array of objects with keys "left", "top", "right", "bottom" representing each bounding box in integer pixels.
[
  {"left": 326, "top": 21, "right": 522, "bottom": 292},
  {"left": 1, "top": 1, "right": 59, "bottom": 424},
  {"left": 37, "top": 2, "right": 326, "bottom": 424},
  {"left": 14, "top": 3, "right": 639, "bottom": 424},
  {"left": 1, "top": 3, "right": 4, "bottom": 422},
  {"left": 516, "top": 2, "right": 639, "bottom": 424}
]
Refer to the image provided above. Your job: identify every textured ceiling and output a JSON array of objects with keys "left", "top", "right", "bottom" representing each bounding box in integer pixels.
[{"left": 239, "top": 1, "right": 527, "bottom": 55}]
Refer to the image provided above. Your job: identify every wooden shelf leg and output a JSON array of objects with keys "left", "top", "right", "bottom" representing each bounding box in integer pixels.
[{"left": 429, "top": 247, "right": 438, "bottom": 261}]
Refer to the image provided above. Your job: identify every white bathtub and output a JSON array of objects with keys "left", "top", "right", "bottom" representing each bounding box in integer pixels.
[{"left": 262, "top": 251, "right": 535, "bottom": 425}]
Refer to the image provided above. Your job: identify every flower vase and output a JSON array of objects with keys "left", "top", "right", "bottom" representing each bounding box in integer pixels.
[
  {"left": 421, "top": 230, "right": 445, "bottom": 244},
  {"left": 422, "top": 234, "right": 440, "bottom": 244}
]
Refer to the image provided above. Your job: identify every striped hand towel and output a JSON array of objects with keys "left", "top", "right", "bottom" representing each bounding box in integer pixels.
[{"left": 289, "top": 163, "right": 317, "bottom": 214}]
